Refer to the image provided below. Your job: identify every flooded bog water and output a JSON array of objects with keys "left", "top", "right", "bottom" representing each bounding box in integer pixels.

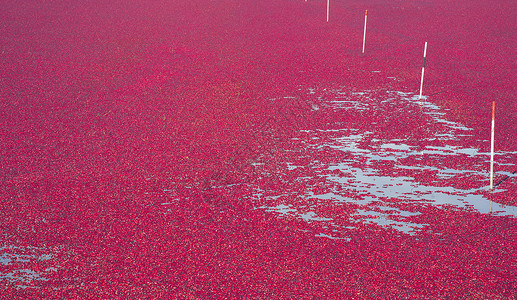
[
  {"left": 244, "top": 88, "right": 517, "bottom": 237},
  {"left": 0, "top": 245, "right": 62, "bottom": 289}
]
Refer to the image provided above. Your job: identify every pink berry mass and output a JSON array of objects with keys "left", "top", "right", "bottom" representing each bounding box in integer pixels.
[{"left": 1, "top": 0, "right": 516, "bottom": 298}]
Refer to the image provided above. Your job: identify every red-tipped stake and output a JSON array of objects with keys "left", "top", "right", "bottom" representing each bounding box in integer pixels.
[
  {"left": 418, "top": 42, "right": 427, "bottom": 100},
  {"left": 489, "top": 101, "right": 495, "bottom": 213},
  {"left": 490, "top": 101, "right": 496, "bottom": 190},
  {"left": 327, "top": 0, "right": 329, "bottom": 22},
  {"left": 362, "top": 10, "right": 368, "bottom": 53}
]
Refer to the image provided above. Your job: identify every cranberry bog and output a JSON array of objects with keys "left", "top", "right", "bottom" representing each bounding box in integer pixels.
[{"left": 1, "top": 0, "right": 516, "bottom": 298}]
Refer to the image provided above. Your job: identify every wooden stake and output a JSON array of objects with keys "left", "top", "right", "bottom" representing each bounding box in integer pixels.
[
  {"left": 418, "top": 42, "right": 427, "bottom": 100},
  {"left": 490, "top": 101, "right": 495, "bottom": 190},
  {"left": 362, "top": 10, "right": 368, "bottom": 53},
  {"left": 327, "top": 0, "right": 329, "bottom": 22}
]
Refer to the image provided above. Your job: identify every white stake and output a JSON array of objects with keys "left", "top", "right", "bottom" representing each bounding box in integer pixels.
[
  {"left": 327, "top": 0, "right": 329, "bottom": 22},
  {"left": 362, "top": 10, "right": 368, "bottom": 54},
  {"left": 418, "top": 42, "right": 427, "bottom": 100},
  {"left": 490, "top": 101, "right": 495, "bottom": 190}
]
